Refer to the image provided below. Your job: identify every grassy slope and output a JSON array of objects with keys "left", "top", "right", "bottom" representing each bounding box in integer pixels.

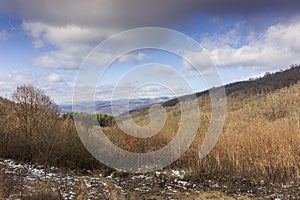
[{"left": 109, "top": 67, "right": 300, "bottom": 181}]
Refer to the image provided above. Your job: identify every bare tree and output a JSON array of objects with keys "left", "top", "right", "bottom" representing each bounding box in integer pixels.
[{"left": 11, "top": 85, "right": 61, "bottom": 163}]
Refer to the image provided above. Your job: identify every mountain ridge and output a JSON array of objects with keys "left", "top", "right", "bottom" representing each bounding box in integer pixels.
[{"left": 161, "top": 65, "right": 300, "bottom": 107}]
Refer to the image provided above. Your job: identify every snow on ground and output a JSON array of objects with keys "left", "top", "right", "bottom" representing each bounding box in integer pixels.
[
  {"left": 0, "top": 159, "right": 109, "bottom": 199},
  {"left": 0, "top": 159, "right": 299, "bottom": 199}
]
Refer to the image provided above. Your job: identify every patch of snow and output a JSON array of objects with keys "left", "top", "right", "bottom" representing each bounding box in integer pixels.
[
  {"left": 171, "top": 170, "right": 185, "bottom": 179},
  {"left": 177, "top": 180, "right": 189, "bottom": 187}
]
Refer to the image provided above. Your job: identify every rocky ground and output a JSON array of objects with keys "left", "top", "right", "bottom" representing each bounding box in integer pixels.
[{"left": 0, "top": 159, "right": 299, "bottom": 199}]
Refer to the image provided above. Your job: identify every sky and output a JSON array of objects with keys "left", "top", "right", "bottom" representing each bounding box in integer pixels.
[{"left": 1, "top": 0, "right": 300, "bottom": 104}]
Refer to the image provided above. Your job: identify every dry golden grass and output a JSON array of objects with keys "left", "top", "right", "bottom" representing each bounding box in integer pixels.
[{"left": 107, "top": 82, "right": 300, "bottom": 181}]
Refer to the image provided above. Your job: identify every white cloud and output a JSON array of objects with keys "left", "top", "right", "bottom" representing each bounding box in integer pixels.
[
  {"left": 0, "top": 70, "right": 36, "bottom": 96},
  {"left": 0, "top": 30, "right": 8, "bottom": 40},
  {"left": 47, "top": 73, "right": 62, "bottom": 82},
  {"left": 0, "top": 70, "right": 75, "bottom": 104},
  {"left": 264, "top": 22, "right": 300, "bottom": 52},
  {"left": 18, "top": 1, "right": 300, "bottom": 72},
  {"left": 85, "top": 51, "right": 117, "bottom": 67},
  {"left": 201, "top": 21, "right": 300, "bottom": 70},
  {"left": 22, "top": 21, "right": 121, "bottom": 70},
  {"left": 79, "top": 51, "right": 150, "bottom": 69},
  {"left": 22, "top": 21, "right": 151, "bottom": 69},
  {"left": 22, "top": 21, "right": 118, "bottom": 69},
  {"left": 201, "top": 26, "right": 243, "bottom": 50},
  {"left": 183, "top": 50, "right": 213, "bottom": 69},
  {"left": 181, "top": 49, "right": 215, "bottom": 77},
  {"left": 31, "top": 51, "right": 79, "bottom": 69},
  {"left": 151, "top": 65, "right": 175, "bottom": 75},
  {"left": 117, "top": 52, "right": 148, "bottom": 64},
  {"left": 22, "top": 21, "right": 115, "bottom": 49}
]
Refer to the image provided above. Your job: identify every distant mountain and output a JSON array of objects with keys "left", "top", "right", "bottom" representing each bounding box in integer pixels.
[
  {"left": 64, "top": 65, "right": 300, "bottom": 116},
  {"left": 59, "top": 97, "right": 171, "bottom": 115}
]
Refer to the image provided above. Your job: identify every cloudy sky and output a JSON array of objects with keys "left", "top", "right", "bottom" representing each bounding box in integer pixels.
[{"left": 1, "top": 0, "right": 300, "bottom": 104}]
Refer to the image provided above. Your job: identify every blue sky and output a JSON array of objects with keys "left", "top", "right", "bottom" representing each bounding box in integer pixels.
[{"left": 1, "top": 0, "right": 300, "bottom": 104}]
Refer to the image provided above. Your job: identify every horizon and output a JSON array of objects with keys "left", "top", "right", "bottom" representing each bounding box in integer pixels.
[{"left": 0, "top": 66, "right": 293, "bottom": 105}]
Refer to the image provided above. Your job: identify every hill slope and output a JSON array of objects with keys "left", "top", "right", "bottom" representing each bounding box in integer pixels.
[
  {"left": 161, "top": 65, "right": 300, "bottom": 107},
  {"left": 110, "top": 66, "right": 300, "bottom": 181}
]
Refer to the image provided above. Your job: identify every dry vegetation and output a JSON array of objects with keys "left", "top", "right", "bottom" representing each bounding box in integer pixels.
[
  {"left": 105, "top": 81, "right": 300, "bottom": 182},
  {"left": 192, "top": 81, "right": 300, "bottom": 181},
  {"left": 0, "top": 67, "right": 299, "bottom": 192},
  {"left": 0, "top": 85, "right": 104, "bottom": 170}
]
